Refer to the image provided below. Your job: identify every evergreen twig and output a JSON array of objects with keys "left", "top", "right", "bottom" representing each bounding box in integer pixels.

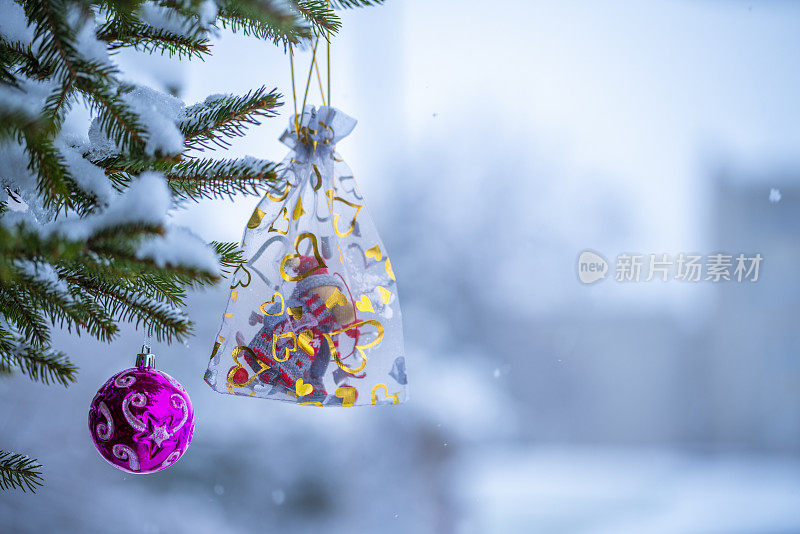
[
  {"left": 181, "top": 87, "right": 282, "bottom": 151},
  {"left": 216, "top": 0, "right": 311, "bottom": 44},
  {"left": 165, "top": 158, "right": 280, "bottom": 200},
  {"left": 0, "top": 451, "right": 44, "bottom": 493},
  {"left": 96, "top": 20, "right": 211, "bottom": 59}
]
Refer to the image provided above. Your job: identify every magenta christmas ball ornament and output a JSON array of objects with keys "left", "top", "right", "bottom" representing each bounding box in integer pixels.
[{"left": 88, "top": 346, "right": 194, "bottom": 474}]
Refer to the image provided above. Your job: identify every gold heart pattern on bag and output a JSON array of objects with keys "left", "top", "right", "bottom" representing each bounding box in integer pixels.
[{"left": 206, "top": 106, "right": 405, "bottom": 406}]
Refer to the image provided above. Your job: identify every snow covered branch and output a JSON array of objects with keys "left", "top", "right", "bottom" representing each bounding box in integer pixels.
[{"left": 0, "top": 0, "right": 383, "bottom": 493}]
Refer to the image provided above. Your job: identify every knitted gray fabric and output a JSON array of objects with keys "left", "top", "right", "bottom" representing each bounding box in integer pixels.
[
  {"left": 244, "top": 295, "right": 337, "bottom": 396},
  {"left": 293, "top": 272, "right": 340, "bottom": 300}
]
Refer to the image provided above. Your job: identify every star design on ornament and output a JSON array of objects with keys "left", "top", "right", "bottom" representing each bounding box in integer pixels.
[
  {"left": 130, "top": 408, "right": 182, "bottom": 460},
  {"left": 147, "top": 423, "right": 172, "bottom": 448}
]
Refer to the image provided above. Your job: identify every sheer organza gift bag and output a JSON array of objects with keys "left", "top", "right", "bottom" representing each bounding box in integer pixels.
[{"left": 204, "top": 106, "right": 407, "bottom": 407}]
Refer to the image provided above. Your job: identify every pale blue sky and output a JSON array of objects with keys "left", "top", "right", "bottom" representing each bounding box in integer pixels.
[{"left": 111, "top": 0, "right": 800, "bottom": 314}]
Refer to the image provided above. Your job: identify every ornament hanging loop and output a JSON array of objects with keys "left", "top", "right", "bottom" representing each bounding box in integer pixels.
[{"left": 138, "top": 327, "right": 155, "bottom": 367}]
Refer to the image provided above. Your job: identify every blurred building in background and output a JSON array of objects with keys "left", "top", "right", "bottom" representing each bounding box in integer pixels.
[{"left": 707, "top": 171, "right": 800, "bottom": 452}]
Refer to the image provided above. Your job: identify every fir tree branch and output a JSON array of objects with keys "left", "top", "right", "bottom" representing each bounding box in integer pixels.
[
  {"left": 26, "top": 0, "right": 82, "bottom": 84},
  {"left": 44, "top": 82, "right": 79, "bottom": 127},
  {"left": 180, "top": 86, "right": 282, "bottom": 151},
  {"left": 58, "top": 287, "right": 120, "bottom": 341},
  {"left": 88, "top": 243, "right": 218, "bottom": 284},
  {"left": 88, "top": 153, "right": 156, "bottom": 181},
  {"left": 0, "top": 224, "right": 90, "bottom": 276},
  {"left": 82, "top": 82, "right": 149, "bottom": 156},
  {"left": 212, "top": 240, "right": 245, "bottom": 274},
  {"left": 127, "top": 273, "right": 188, "bottom": 308},
  {"left": 0, "top": 109, "right": 48, "bottom": 142},
  {"left": 0, "top": 40, "right": 53, "bottom": 82},
  {"left": 0, "top": 286, "right": 52, "bottom": 348},
  {"left": 0, "top": 450, "right": 43, "bottom": 493},
  {"left": 61, "top": 255, "right": 183, "bottom": 302},
  {"left": 22, "top": 129, "right": 96, "bottom": 214},
  {"left": 0, "top": 63, "right": 16, "bottom": 86},
  {"left": 0, "top": 41, "right": 22, "bottom": 85},
  {"left": 58, "top": 268, "right": 194, "bottom": 342},
  {"left": 85, "top": 220, "right": 164, "bottom": 245},
  {"left": 61, "top": 254, "right": 211, "bottom": 311},
  {"left": 25, "top": 1, "right": 116, "bottom": 90},
  {"left": 22, "top": 131, "right": 71, "bottom": 207},
  {"left": 295, "top": 1, "right": 340, "bottom": 35},
  {"left": 146, "top": 0, "right": 211, "bottom": 38},
  {"left": 216, "top": 0, "right": 312, "bottom": 44},
  {"left": 98, "top": 154, "right": 280, "bottom": 201},
  {"left": 165, "top": 157, "right": 279, "bottom": 200},
  {"left": 26, "top": 2, "right": 147, "bottom": 152},
  {"left": 328, "top": 0, "right": 385, "bottom": 7},
  {"left": 0, "top": 222, "right": 202, "bottom": 347},
  {"left": 95, "top": 20, "right": 211, "bottom": 59},
  {"left": 0, "top": 327, "right": 78, "bottom": 386},
  {"left": 7, "top": 262, "right": 119, "bottom": 342}
]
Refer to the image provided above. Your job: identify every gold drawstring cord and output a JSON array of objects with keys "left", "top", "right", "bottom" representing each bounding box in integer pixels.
[
  {"left": 288, "top": 42, "right": 300, "bottom": 137},
  {"left": 288, "top": 0, "right": 332, "bottom": 144},
  {"left": 300, "top": 35, "right": 321, "bottom": 115},
  {"left": 313, "top": 55, "right": 326, "bottom": 106}
]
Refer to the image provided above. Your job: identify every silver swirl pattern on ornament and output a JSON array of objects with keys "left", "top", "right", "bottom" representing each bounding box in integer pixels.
[
  {"left": 159, "top": 450, "right": 181, "bottom": 469},
  {"left": 114, "top": 372, "right": 137, "bottom": 388},
  {"left": 166, "top": 374, "right": 184, "bottom": 390},
  {"left": 112, "top": 444, "right": 140, "bottom": 472},
  {"left": 95, "top": 401, "right": 114, "bottom": 441},
  {"left": 169, "top": 394, "right": 189, "bottom": 433},
  {"left": 122, "top": 392, "right": 148, "bottom": 432}
]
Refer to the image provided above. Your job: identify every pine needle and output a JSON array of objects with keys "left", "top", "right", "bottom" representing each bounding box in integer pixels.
[{"left": 0, "top": 450, "right": 44, "bottom": 493}]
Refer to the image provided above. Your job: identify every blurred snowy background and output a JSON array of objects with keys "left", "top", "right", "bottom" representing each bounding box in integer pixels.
[{"left": 3, "top": 0, "right": 800, "bottom": 532}]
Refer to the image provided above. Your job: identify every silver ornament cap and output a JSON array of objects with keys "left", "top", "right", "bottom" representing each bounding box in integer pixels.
[{"left": 136, "top": 344, "right": 156, "bottom": 368}]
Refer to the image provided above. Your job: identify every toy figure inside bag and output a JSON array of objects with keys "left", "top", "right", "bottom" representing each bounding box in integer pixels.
[
  {"left": 204, "top": 106, "right": 407, "bottom": 407},
  {"left": 235, "top": 255, "right": 356, "bottom": 403}
]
